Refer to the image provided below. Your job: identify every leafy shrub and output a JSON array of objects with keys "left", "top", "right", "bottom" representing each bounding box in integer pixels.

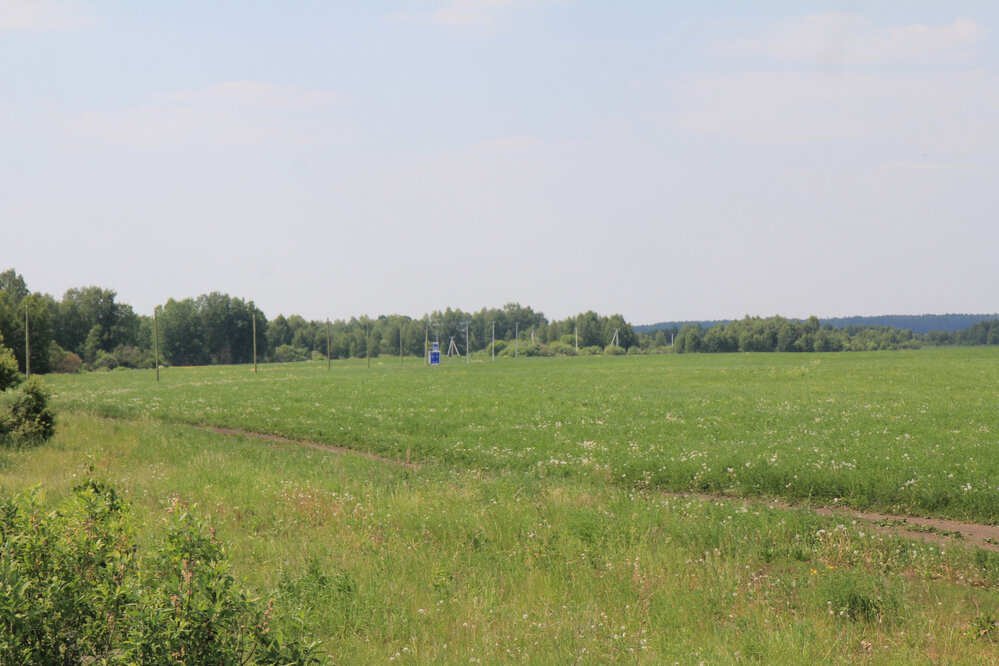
[
  {"left": 53, "top": 351, "right": 83, "bottom": 374},
  {"left": 603, "top": 344, "right": 625, "bottom": 355},
  {"left": 548, "top": 341, "right": 577, "bottom": 356},
  {"left": 272, "top": 344, "right": 309, "bottom": 363},
  {"left": 0, "top": 480, "right": 326, "bottom": 665},
  {"left": 1, "top": 376, "right": 55, "bottom": 447}
]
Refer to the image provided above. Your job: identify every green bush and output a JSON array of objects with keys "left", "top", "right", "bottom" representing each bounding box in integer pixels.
[
  {"left": 272, "top": 344, "right": 310, "bottom": 363},
  {"left": 548, "top": 341, "right": 577, "bottom": 356},
  {"left": 0, "top": 480, "right": 326, "bottom": 665},
  {"left": 1, "top": 376, "right": 55, "bottom": 446},
  {"left": 53, "top": 351, "right": 83, "bottom": 374}
]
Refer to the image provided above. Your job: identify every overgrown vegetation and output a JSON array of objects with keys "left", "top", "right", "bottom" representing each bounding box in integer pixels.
[{"left": 0, "top": 477, "right": 325, "bottom": 664}]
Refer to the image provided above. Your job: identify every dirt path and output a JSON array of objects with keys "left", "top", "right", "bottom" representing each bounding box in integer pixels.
[
  {"left": 810, "top": 506, "right": 999, "bottom": 553},
  {"left": 198, "top": 425, "right": 998, "bottom": 551},
  {"left": 201, "top": 426, "right": 420, "bottom": 469},
  {"left": 682, "top": 492, "right": 999, "bottom": 553}
]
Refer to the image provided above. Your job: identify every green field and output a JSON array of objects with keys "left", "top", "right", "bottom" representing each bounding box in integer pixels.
[
  {"left": 48, "top": 347, "right": 999, "bottom": 523},
  {"left": 4, "top": 348, "right": 999, "bottom": 662}
]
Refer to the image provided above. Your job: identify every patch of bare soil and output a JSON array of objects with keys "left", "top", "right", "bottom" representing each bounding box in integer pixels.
[
  {"left": 810, "top": 506, "right": 999, "bottom": 553},
  {"left": 683, "top": 492, "right": 999, "bottom": 553},
  {"left": 201, "top": 426, "right": 419, "bottom": 469}
]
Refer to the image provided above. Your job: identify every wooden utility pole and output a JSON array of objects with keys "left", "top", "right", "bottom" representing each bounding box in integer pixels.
[
  {"left": 326, "top": 320, "right": 331, "bottom": 371},
  {"left": 491, "top": 322, "right": 495, "bottom": 361},
  {"left": 465, "top": 324, "right": 469, "bottom": 365},
  {"left": 515, "top": 322, "right": 518, "bottom": 358},
  {"left": 575, "top": 325, "right": 578, "bottom": 353},
  {"left": 366, "top": 322, "right": 371, "bottom": 369},
  {"left": 425, "top": 328, "right": 429, "bottom": 366},
  {"left": 154, "top": 307, "right": 160, "bottom": 382},
  {"left": 400, "top": 326, "right": 404, "bottom": 365},
  {"left": 24, "top": 304, "right": 30, "bottom": 378},
  {"left": 252, "top": 315, "right": 258, "bottom": 375}
]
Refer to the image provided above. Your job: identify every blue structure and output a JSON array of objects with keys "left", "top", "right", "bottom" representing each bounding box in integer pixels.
[{"left": 429, "top": 341, "right": 441, "bottom": 366}]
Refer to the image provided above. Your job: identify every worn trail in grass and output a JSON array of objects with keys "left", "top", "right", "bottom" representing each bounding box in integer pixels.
[{"left": 189, "top": 421, "right": 999, "bottom": 553}]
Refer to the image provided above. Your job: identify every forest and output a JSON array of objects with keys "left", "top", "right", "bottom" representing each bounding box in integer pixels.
[{"left": 1, "top": 268, "right": 997, "bottom": 373}]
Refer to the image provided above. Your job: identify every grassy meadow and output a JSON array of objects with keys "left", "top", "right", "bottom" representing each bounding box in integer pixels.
[
  {"left": 47, "top": 347, "right": 999, "bottom": 522},
  {"left": 3, "top": 348, "right": 999, "bottom": 662}
]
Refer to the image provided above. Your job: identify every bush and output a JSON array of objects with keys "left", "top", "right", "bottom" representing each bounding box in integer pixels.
[
  {"left": 603, "top": 345, "right": 625, "bottom": 355},
  {"left": 548, "top": 341, "right": 577, "bottom": 356},
  {"left": 272, "top": 344, "right": 309, "bottom": 363},
  {"left": 0, "top": 480, "right": 326, "bottom": 664},
  {"left": 53, "top": 351, "right": 83, "bottom": 374},
  {"left": 1, "top": 376, "right": 56, "bottom": 447}
]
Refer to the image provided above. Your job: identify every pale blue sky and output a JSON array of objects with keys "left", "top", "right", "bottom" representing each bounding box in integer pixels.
[{"left": 2, "top": 1, "right": 997, "bottom": 324}]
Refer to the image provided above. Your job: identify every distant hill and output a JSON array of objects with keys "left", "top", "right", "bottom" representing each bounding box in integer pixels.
[{"left": 637, "top": 314, "right": 999, "bottom": 336}]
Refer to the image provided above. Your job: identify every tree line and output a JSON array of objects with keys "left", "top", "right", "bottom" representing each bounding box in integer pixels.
[
  {"left": 0, "top": 269, "right": 640, "bottom": 372},
  {"left": 2, "top": 267, "right": 997, "bottom": 373}
]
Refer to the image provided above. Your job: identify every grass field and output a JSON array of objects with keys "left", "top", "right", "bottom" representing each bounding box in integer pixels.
[
  {"left": 3, "top": 348, "right": 999, "bottom": 662},
  {"left": 47, "top": 347, "right": 999, "bottom": 523}
]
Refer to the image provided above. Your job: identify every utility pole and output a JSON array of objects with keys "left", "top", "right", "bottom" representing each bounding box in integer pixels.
[
  {"left": 327, "top": 320, "right": 332, "bottom": 371},
  {"left": 575, "top": 325, "right": 578, "bottom": 353},
  {"left": 491, "top": 322, "right": 495, "bottom": 361},
  {"left": 425, "top": 328, "right": 429, "bottom": 366},
  {"left": 465, "top": 323, "right": 469, "bottom": 365},
  {"left": 154, "top": 307, "right": 160, "bottom": 382},
  {"left": 252, "top": 314, "right": 258, "bottom": 375},
  {"left": 515, "top": 322, "right": 518, "bottom": 358},
  {"left": 24, "top": 304, "right": 30, "bottom": 378},
  {"left": 367, "top": 322, "right": 371, "bottom": 369}
]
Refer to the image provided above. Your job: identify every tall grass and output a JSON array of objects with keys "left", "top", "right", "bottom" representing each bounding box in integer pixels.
[{"left": 2, "top": 412, "right": 999, "bottom": 663}]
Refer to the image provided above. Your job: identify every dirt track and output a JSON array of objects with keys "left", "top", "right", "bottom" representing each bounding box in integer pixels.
[{"left": 200, "top": 425, "right": 999, "bottom": 552}]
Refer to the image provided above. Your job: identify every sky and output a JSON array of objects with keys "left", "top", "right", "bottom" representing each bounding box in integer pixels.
[{"left": 2, "top": 1, "right": 997, "bottom": 325}]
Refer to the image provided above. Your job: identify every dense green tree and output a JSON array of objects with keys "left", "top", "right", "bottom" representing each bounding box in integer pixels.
[{"left": 54, "top": 286, "right": 139, "bottom": 357}]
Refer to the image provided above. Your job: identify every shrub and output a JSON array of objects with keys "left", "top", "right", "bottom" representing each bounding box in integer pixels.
[
  {"left": 1, "top": 376, "right": 56, "bottom": 447},
  {"left": 272, "top": 344, "right": 309, "bottom": 363},
  {"left": 53, "top": 351, "right": 83, "bottom": 374},
  {"left": 0, "top": 480, "right": 326, "bottom": 664},
  {"left": 548, "top": 341, "right": 577, "bottom": 356}
]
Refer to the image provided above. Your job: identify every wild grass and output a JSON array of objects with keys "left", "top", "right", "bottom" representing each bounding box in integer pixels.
[
  {"left": 2, "top": 411, "right": 999, "bottom": 663},
  {"left": 46, "top": 347, "right": 999, "bottom": 523}
]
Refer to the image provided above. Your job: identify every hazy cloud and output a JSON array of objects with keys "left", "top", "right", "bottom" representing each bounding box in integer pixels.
[
  {"left": 0, "top": 0, "right": 93, "bottom": 31},
  {"left": 674, "top": 69, "right": 999, "bottom": 153},
  {"left": 389, "top": 0, "right": 563, "bottom": 35},
  {"left": 156, "top": 81, "right": 339, "bottom": 110},
  {"left": 54, "top": 81, "right": 348, "bottom": 149},
  {"left": 718, "top": 14, "right": 986, "bottom": 65}
]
